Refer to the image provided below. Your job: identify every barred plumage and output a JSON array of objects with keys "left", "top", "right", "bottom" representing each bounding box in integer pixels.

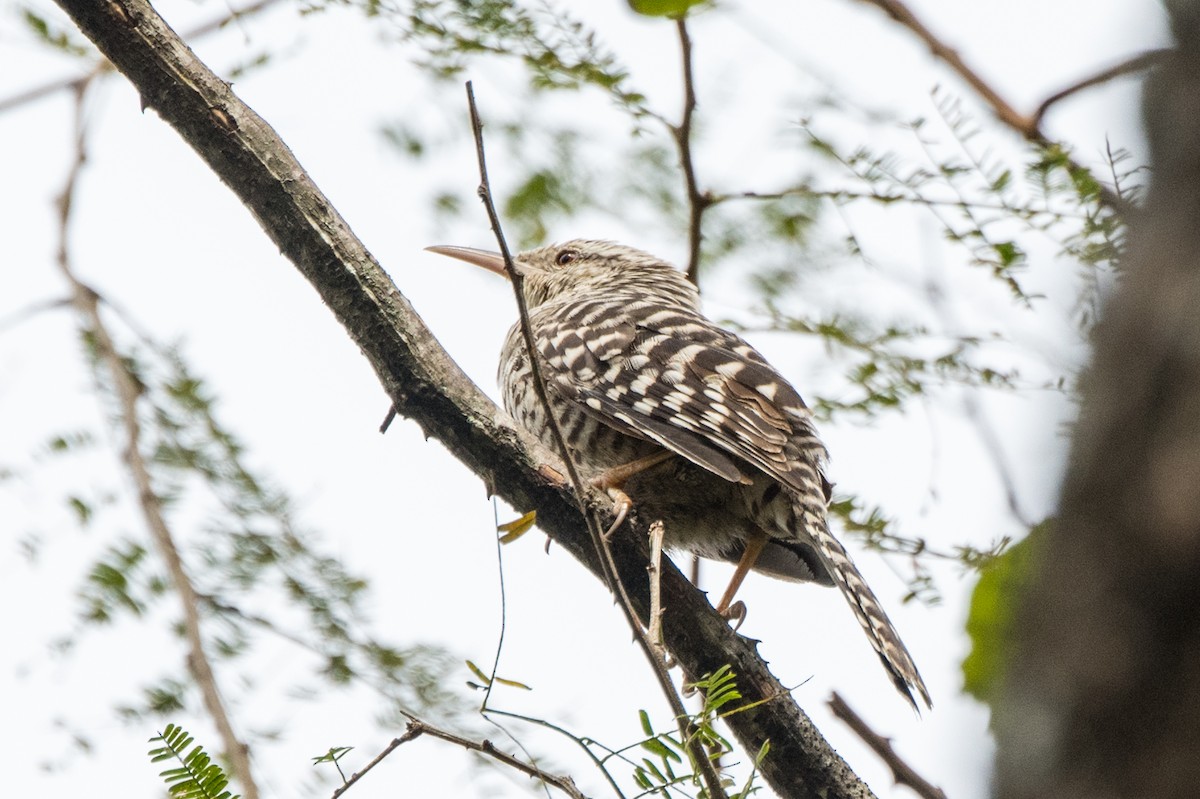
[{"left": 429, "top": 239, "right": 931, "bottom": 709}]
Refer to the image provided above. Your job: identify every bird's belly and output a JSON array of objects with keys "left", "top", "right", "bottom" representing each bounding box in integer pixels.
[
  {"left": 622, "top": 457, "right": 756, "bottom": 555},
  {"left": 503, "top": 375, "right": 828, "bottom": 584}
]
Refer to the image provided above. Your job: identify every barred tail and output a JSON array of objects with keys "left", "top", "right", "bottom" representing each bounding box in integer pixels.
[{"left": 801, "top": 507, "right": 931, "bottom": 710}]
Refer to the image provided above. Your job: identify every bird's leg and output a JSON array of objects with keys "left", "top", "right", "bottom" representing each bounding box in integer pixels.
[
  {"left": 590, "top": 451, "right": 676, "bottom": 539},
  {"left": 713, "top": 530, "right": 770, "bottom": 629}
]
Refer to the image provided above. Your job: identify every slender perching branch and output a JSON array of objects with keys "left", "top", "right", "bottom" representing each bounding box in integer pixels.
[
  {"left": 331, "top": 720, "right": 587, "bottom": 799},
  {"left": 829, "top": 693, "right": 947, "bottom": 799},
  {"left": 51, "top": 75, "right": 259, "bottom": 799},
  {"left": 465, "top": 82, "right": 728, "bottom": 799},
  {"left": 854, "top": 0, "right": 1150, "bottom": 215},
  {"left": 49, "top": 2, "right": 878, "bottom": 796}
]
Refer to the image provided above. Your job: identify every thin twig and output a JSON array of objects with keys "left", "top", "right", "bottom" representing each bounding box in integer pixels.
[
  {"left": 329, "top": 726, "right": 422, "bottom": 799},
  {"left": 856, "top": 0, "right": 1030, "bottom": 134},
  {"left": 52, "top": 79, "right": 259, "bottom": 798},
  {"left": 712, "top": 186, "right": 1091, "bottom": 217},
  {"left": 465, "top": 82, "right": 728, "bottom": 799},
  {"left": 1030, "top": 49, "right": 1167, "bottom": 133},
  {"left": 482, "top": 502, "right": 555, "bottom": 799},
  {"left": 673, "top": 18, "right": 709, "bottom": 285},
  {"left": 485, "top": 709, "right": 631, "bottom": 799},
  {"left": 854, "top": 0, "right": 1130, "bottom": 214},
  {"left": 464, "top": 81, "right": 602, "bottom": 584},
  {"left": 829, "top": 692, "right": 948, "bottom": 799},
  {"left": 332, "top": 720, "right": 588, "bottom": 799}
]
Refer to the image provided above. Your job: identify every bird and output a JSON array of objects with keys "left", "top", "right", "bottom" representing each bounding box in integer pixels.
[{"left": 427, "top": 239, "right": 931, "bottom": 709}]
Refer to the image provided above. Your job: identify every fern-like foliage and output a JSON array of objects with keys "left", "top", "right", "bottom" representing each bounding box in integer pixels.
[
  {"left": 629, "top": 666, "right": 764, "bottom": 798},
  {"left": 147, "top": 724, "right": 241, "bottom": 799}
]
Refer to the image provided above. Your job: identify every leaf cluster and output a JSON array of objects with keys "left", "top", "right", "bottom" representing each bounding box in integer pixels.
[{"left": 147, "top": 724, "right": 240, "bottom": 799}]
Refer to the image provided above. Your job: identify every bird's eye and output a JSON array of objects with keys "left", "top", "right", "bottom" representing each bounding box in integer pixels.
[{"left": 555, "top": 249, "right": 579, "bottom": 267}]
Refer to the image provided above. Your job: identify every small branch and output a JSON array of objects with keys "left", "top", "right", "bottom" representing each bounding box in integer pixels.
[
  {"left": 465, "top": 83, "right": 728, "bottom": 799},
  {"left": 854, "top": 0, "right": 1131, "bottom": 214},
  {"left": 464, "top": 81, "right": 603, "bottom": 577},
  {"left": 829, "top": 692, "right": 947, "bottom": 799},
  {"left": 712, "top": 186, "right": 1090, "bottom": 216},
  {"left": 1029, "top": 49, "right": 1167, "bottom": 132},
  {"left": 330, "top": 725, "right": 421, "bottom": 799},
  {"left": 673, "top": 18, "right": 709, "bottom": 284},
  {"left": 52, "top": 77, "right": 258, "bottom": 798},
  {"left": 855, "top": 0, "right": 1031, "bottom": 135},
  {"left": 421, "top": 721, "right": 589, "bottom": 799},
  {"left": 332, "top": 720, "right": 587, "bottom": 799}
]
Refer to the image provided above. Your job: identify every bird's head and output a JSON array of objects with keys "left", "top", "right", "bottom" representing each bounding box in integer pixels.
[{"left": 426, "top": 239, "right": 699, "bottom": 311}]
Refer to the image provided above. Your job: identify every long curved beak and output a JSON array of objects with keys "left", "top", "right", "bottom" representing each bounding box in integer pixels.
[{"left": 425, "top": 245, "right": 509, "bottom": 278}]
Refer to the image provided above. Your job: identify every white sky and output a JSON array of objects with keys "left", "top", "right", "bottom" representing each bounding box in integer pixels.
[{"left": 0, "top": 1, "right": 1167, "bottom": 797}]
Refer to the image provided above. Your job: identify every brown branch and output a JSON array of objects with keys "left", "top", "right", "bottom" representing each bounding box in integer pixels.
[
  {"left": 331, "top": 720, "right": 586, "bottom": 799},
  {"left": 673, "top": 18, "right": 709, "bottom": 284},
  {"left": 856, "top": 0, "right": 1031, "bottom": 135},
  {"left": 51, "top": 74, "right": 259, "bottom": 798},
  {"left": 465, "top": 83, "right": 728, "bottom": 799},
  {"left": 854, "top": 0, "right": 1131, "bottom": 214},
  {"left": 50, "top": 1, "right": 877, "bottom": 795},
  {"left": 329, "top": 726, "right": 421, "bottom": 799},
  {"left": 1029, "top": 49, "right": 1167, "bottom": 132},
  {"left": 829, "top": 693, "right": 947, "bottom": 799}
]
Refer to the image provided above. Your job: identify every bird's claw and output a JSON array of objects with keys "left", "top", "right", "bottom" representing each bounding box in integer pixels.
[
  {"left": 601, "top": 486, "right": 632, "bottom": 540},
  {"left": 721, "top": 600, "right": 748, "bottom": 632}
]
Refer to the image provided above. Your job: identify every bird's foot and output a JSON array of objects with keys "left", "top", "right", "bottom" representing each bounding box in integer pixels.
[
  {"left": 600, "top": 486, "right": 631, "bottom": 541},
  {"left": 720, "top": 600, "right": 748, "bottom": 632}
]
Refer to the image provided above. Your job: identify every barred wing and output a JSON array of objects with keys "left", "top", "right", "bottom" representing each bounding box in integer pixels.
[{"left": 534, "top": 296, "right": 828, "bottom": 498}]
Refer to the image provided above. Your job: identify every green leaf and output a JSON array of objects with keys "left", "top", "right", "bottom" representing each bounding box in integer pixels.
[
  {"left": 147, "top": 725, "right": 241, "bottom": 799},
  {"left": 963, "top": 526, "right": 1042, "bottom": 705},
  {"left": 627, "top": 0, "right": 706, "bottom": 17}
]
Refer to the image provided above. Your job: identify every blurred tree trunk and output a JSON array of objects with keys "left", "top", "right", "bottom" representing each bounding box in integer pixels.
[{"left": 995, "top": 6, "right": 1200, "bottom": 799}]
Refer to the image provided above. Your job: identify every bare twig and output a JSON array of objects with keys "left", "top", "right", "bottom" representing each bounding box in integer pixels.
[
  {"left": 464, "top": 81, "right": 603, "bottom": 579},
  {"left": 329, "top": 726, "right": 422, "bottom": 799},
  {"left": 712, "top": 186, "right": 1086, "bottom": 216},
  {"left": 481, "top": 502, "right": 556, "bottom": 799},
  {"left": 465, "top": 83, "right": 728, "bottom": 799},
  {"left": 1030, "top": 49, "right": 1167, "bottom": 133},
  {"left": 52, "top": 78, "right": 259, "bottom": 798},
  {"left": 829, "top": 692, "right": 947, "bottom": 799},
  {"left": 332, "top": 720, "right": 587, "bottom": 799},
  {"left": 673, "top": 18, "right": 709, "bottom": 284},
  {"left": 855, "top": 0, "right": 1030, "bottom": 135},
  {"left": 854, "top": 0, "right": 1131, "bottom": 214}
]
